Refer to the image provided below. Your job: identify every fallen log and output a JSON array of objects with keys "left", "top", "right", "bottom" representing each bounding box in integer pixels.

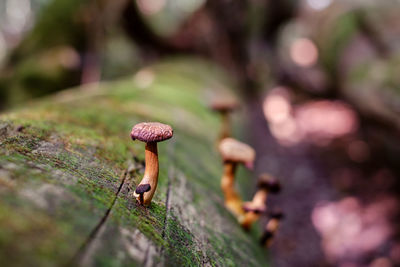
[{"left": 0, "top": 59, "right": 268, "bottom": 266}]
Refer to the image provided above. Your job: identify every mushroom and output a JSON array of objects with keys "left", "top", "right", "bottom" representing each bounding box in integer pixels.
[
  {"left": 210, "top": 98, "right": 239, "bottom": 141},
  {"left": 131, "top": 122, "right": 173, "bottom": 206},
  {"left": 218, "top": 138, "right": 255, "bottom": 220},
  {"left": 260, "top": 210, "right": 284, "bottom": 247},
  {"left": 135, "top": 183, "right": 151, "bottom": 205},
  {"left": 241, "top": 174, "right": 281, "bottom": 230}
]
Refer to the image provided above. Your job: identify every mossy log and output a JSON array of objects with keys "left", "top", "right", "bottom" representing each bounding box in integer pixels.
[{"left": 0, "top": 59, "right": 268, "bottom": 266}]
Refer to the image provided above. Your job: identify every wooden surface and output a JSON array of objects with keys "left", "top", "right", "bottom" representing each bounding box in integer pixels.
[{"left": 0, "top": 59, "right": 268, "bottom": 266}]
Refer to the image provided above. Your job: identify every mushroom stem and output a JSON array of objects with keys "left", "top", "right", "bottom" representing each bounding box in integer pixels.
[
  {"left": 261, "top": 218, "right": 280, "bottom": 247},
  {"left": 267, "top": 217, "right": 280, "bottom": 233},
  {"left": 261, "top": 211, "right": 284, "bottom": 247},
  {"left": 221, "top": 162, "right": 245, "bottom": 218},
  {"left": 260, "top": 230, "right": 274, "bottom": 247},
  {"left": 219, "top": 112, "right": 231, "bottom": 140},
  {"left": 135, "top": 142, "right": 158, "bottom": 206},
  {"left": 241, "top": 190, "right": 268, "bottom": 230},
  {"left": 139, "top": 193, "right": 144, "bottom": 205},
  {"left": 253, "top": 190, "right": 268, "bottom": 206}
]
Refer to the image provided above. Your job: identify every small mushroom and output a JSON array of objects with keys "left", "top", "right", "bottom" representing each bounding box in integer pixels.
[
  {"left": 260, "top": 210, "right": 284, "bottom": 247},
  {"left": 131, "top": 122, "right": 173, "bottom": 206},
  {"left": 241, "top": 174, "right": 281, "bottom": 230},
  {"left": 218, "top": 138, "right": 255, "bottom": 220},
  {"left": 135, "top": 183, "right": 151, "bottom": 205},
  {"left": 210, "top": 98, "right": 239, "bottom": 141}
]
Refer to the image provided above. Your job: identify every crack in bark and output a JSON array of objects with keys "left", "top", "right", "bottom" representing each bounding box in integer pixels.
[
  {"left": 141, "top": 242, "right": 151, "bottom": 267},
  {"left": 68, "top": 169, "right": 129, "bottom": 266}
]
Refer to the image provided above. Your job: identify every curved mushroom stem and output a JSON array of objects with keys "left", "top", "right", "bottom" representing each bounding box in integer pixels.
[
  {"left": 134, "top": 142, "right": 158, "bottom": 206},
  {"left": 241, "top": 189, "right": 268, "bottom": 230},
  {"left": 221, "top": 162, "right": 245, "bottom": 219},
  {"left": 219, "top": 112, "right": 231, "bottom": 141}
]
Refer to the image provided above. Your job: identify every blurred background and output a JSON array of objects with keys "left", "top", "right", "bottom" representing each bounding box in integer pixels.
[{"left": 1, "top": 0, "right": 400, "bottom": 266}]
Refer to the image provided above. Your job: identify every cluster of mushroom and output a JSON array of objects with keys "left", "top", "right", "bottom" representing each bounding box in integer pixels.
[
  {"left": 212, "top": 98, "right": 284, "bottom": 247},
  {"left": 128, "top": 96, "right": 283, "bottom": 247}
]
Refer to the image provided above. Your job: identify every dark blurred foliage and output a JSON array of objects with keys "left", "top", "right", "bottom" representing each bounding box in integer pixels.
[{"left": 1, "top": 0, "right": 400, "bottom": 266}]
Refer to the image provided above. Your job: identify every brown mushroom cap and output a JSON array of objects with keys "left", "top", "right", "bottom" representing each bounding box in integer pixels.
[
  {"left": 131, "top": 122, "right": 173, "bottom": 142},
  {"left": 257, "top": 174, "right": 281, "bottom": 193},
  {"left": 218, "top": 138, "right": 255, "bottom": 163},
  {"left": 268, "top": 210, "right": 284, "bottom": 220},
  {"left": 210, "top": 98, "right": 239, "bottom": 112}
]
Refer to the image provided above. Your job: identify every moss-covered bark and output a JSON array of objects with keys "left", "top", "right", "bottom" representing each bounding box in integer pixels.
[{"left": 0, "top": 58, "right": 268, "bottom": 266}]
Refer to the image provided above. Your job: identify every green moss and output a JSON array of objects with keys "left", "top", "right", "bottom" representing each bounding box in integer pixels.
[{"left": 164, "top": 214, "right": 203, "bottom": 267}]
